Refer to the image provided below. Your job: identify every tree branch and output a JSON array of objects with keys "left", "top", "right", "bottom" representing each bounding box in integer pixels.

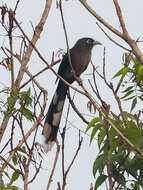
[
  {"left": 46, "top": 141, "right": 60, "bottom": 190},
  {"left": 79, "top": 0, "right": 143, "bottom": 64},
  {"left": 0, "top": 0, "right": 53, "bottom": 142}
]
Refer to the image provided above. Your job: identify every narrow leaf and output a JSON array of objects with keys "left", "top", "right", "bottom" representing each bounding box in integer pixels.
[
  {"left": 86, "top": 117, "right": 101, "bottom": 132},
  {"left": 90, "top": 123, "right": 103, "bottom": 143},
  {"left": 119, "top": 67, "right": 130, "bottom": 84},
  {"left": 123, "top": 95, "right": 135, "bottom": 101},
  {"left": 121, "top": 90, "right": 134, "bottom": 99},
  {"left": 0, "top": 173, "right": 4, "bottom": 187},
  {"left": 19, "top": 107, "right": 34, "bottom": 121},
  {"left": 93, "top": 154, "right": 106, "bottom": 177},
  {"left": 9, "top": 172, "right": 19, "bottom": 186},
  {"left": 113, "top": 67, "right": 130, "bottom": 79},
  {"left": 138, "top": 95, "right": 143, "bottom": 101},
  {"left": 122, "top": 86, "right": 133, "bottom": 93},
  {"left": 15, "top": 146, "right": 27, "bottom": 154},
  {"left": 113, "top": 67, "right": 126, "bottom": 78},
  {"left": 94, "top": 175, "right": 107, "bottom": 190},
  {"left": 98, "top": 129, "right": 106, "bottom": 149},
  {"left": 130, "top": 98, "right": 137, "bottom": 112},
  {"left": 12, "top": 154, "right": 17, "bottom": 165},
  {"left": 27, "top": 88, "right": 31, "bottom": 96}
]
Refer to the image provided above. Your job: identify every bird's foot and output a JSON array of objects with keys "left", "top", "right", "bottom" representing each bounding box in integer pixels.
[{"left": 76, "top": 77, "right": 83, "bottom": 86}]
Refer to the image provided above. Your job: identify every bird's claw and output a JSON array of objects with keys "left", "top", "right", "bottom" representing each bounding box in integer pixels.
[{"left": 76, "top": 77, "right": 83, "bottom": 86}]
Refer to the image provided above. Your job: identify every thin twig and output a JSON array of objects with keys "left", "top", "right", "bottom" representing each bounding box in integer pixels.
[
  {"left": 14, "top": 0, "right": 21, "bottom": 13},
  {"left": 104, "top": 109, "right": 113, "bottom": 189},
  {"left": 79, "top": 0, "right": 143, "bottom": 64},
  {"left": 46, "top": 140, "right": 60, "bottom": 190},
  {"left": 113, "top": 0, "right": 127, "bottom": 34},
  {"left": 57, "top": 182, "right": 61, "bottom": 190},
  {"left": 61, "top": 131, "right": 83, "bottom": 190},
  {"left": 28, "top": 160, "right": 42, "bottom": 184},
  {"left": 2, "top": 90, "right": 48, "bottom": 170},
  {"left": 96, "top": 22, "right": 130, "bottom": 52},
  {"left": 59, "top": 0, "right": 82, "bottom": 86},
  {"left": 0, "top": 0, "right": 53, "bottom": 143},
  {"left": 0, "top": 138, "right": 11, "bottom": 154},
  {"left": 0, "top": 155, "right": 24, "bottom": 178},
  {"left": 20, "top": 60, "right": 60, "bottom": 89},
  {"left": 10, "top": 116, "right": 15, "bottom": 151},
  {"left": 67, "top": 90, "right": 89, "bottom": 124},
  {"left": 5, "top": 29, "right": 84, "bottom": 95},
  {"left": 79, "top": 0, "right": 123, "bottom": 38},
  {"left": 8, "top": 10, "right": 15, "bottom": 86},
  {"left": 61, "top": 100, "right": 71, "bottom": 190}
]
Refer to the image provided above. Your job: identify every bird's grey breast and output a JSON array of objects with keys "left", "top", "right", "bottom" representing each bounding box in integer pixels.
[{"left": 71, "top": 50, "right": 91, "bottom": 76}]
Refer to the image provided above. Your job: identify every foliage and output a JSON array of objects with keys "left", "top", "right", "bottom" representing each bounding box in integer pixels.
[
  {"left": 113, "top": 56, "right": 143, "bottom": 112},
  {"left": 87, "top": 54, "right": 143, "bottom": 189},
  {"left": 0, "top": 172, "right": 19, "bottom": 190},
  {"left": 2, "top": 88, "right": 34, "bottom": 121}
]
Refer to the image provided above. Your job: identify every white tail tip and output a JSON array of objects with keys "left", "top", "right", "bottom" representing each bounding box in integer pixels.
[{"left": 43, "top": 141, "right": 55, "bottom": 153}]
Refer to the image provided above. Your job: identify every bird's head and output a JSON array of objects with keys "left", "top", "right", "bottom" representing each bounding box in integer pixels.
[{"left": 74, "top": 37, "right": 102, "bottom": 51}]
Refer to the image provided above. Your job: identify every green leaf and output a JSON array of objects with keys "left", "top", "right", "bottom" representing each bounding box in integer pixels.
[
  {"left": 86, "top": 117, "right": 102, "bottom": 132},
  {"left": 138, "top": 95, "right": 143, "bottom": 101},
  {"left": 20, "top": 88, "right": 32, "bottom": 106},
  {"left": 0, "top": 186, "right": 18, "bottom": 190},
  {"left": 15, "top": 146, "right": 27, "bottom": 154},
  {"left": 123, "top": 95, "right": 135, "bottom": 101},
  {"left": 113, "top": 67, "right": 127, "bottom": 78},
  {"left": 19, "top": 107, "right": 34, "bottom": 121},
  {"left": 133, "top": 183, "right": 140, "bottom": 190},
  {"left": 130, "top": 98, "right": 137, "bottom": 112},
  {"left": 122, "top": 111, "right": 135, "bottom": 120},
  {"left": 9, "top": 172, "right": 19, "bottom": 186},
  {"left": 8, "top": 186, "right": 19, "bottom": 190},
  {"left": 90, "top": 123, "right": 103, "bottom": 143},
  {"left": 0, "top": 88, "right": 10, "bottom": 94},
  {"left": 98, "top": 129, "right": 106, "bottom": 149},
  {"left": 93, "top": 154, "right": 106, "bottom": 177},
  {"left": 137, "top": 64, "right": 143, "bottom": 81},
  {"left": 133, "top": 58, "right": 141, "bottom": 65},
  {"left": 12, "top": 154, "right": 17, "bottom": 165},
  {"left": 7, "top": 97, "right": 16, "bottom": 107},
  {"left": 24, "top": 96, "right": 32, "bottom": 106},
  {"left": 0, "top": 170, "right": 10, "bottom": 180},
  {"left": 94, "top": 175, "right": 107, "bottom": 190},
  {"left": 27, "top": 88, "right": 31, "bottom": 97},
  {"left": 122, "top": 86, "right": 134, "bottom": 93},
  {"left": 112, "top": 166, "right": 126, "bottom": 186},
  {"left": 125, "top": 157, "right": 138, "bottom": 178},
  {"left": 121, "top": 90, "right": 134, "bottom": 99},
  {"left": 0, "top": 173, "right": 4, "bottom": 187},
  {"left": 124, "top": 121, "right": 143, "bottom": 148},
  {"left": 113, "top": 67, "right": 130, "bottom": 84}
]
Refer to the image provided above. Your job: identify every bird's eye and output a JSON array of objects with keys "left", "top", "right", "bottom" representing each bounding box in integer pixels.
[{"left": 86, "top": 39, "right": 93, "bottom": 45}]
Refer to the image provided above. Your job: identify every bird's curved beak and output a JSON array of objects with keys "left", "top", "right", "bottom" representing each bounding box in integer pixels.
[{"left": 93, "top": 41, "right": 102, "bottom": 46}]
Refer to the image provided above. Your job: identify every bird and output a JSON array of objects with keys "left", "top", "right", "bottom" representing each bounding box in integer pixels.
[{"left": 42, "top": 37, "right": 101, "bottom": 152}]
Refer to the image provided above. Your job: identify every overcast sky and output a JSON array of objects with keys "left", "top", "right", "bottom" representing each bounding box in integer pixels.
[{"left": 1, "top": 0, "right": 143, "bottom": 189}]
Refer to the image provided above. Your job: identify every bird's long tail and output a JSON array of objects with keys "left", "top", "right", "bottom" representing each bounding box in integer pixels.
[{"left": 42, "top": 80, "right": 68, "bottom": 152}]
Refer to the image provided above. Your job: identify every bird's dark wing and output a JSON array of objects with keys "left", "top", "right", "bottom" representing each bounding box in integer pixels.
[
  {"left": 56, "top": 53, "right": 74, "bottom": 84},
  {"left": 58, "top": 54, "right": 69, "bottom": 77}
]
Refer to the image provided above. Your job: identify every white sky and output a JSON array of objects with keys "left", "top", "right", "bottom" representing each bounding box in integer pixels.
[{"left": 1, "top": 0, "right": 143, "bottom": 189}]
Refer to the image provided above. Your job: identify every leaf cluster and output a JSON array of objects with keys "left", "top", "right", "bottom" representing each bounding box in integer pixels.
[
  {"left": 87, "top": 114, "right": 143, "bottom": 189},
  {"left": 113, "top": 56, "right": 143, "bottom": 112},
  {"left": 86, "top": 54, "right": 143, "bottom": 189},
  {"left": 0, "top": 170, "right": 19, "bottom": 190},
  {"left": 4, "top": 88, "right": 34, "bottom": 121},
  {"left": 0, "top": 146, "right": 31, "bottom": 189}
]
